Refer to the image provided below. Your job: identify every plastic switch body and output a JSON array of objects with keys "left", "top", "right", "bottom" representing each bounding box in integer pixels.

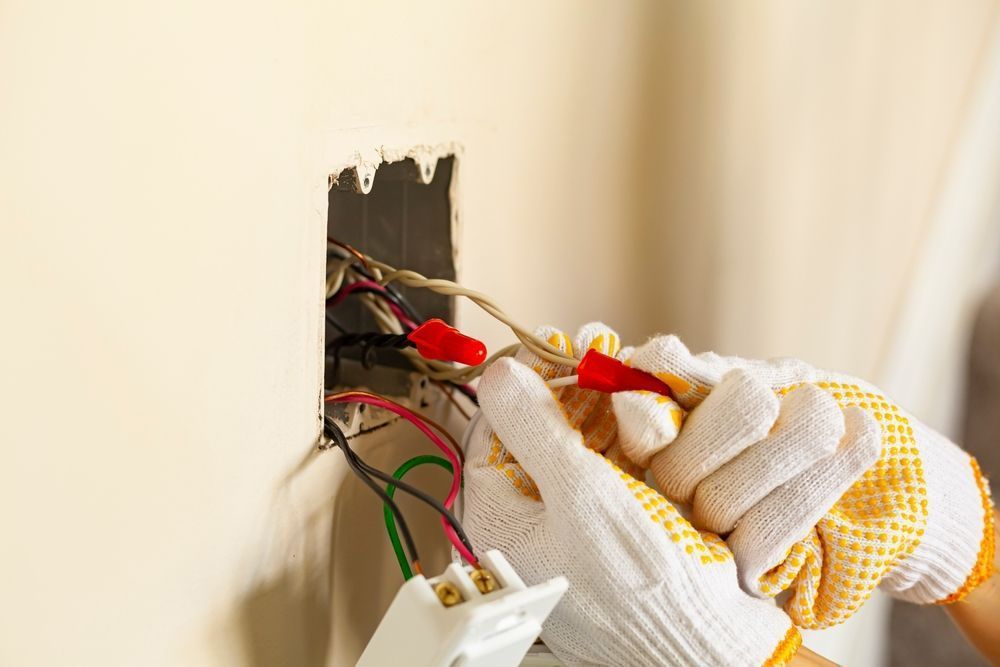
[{"left": 357, "top": 550, "right": 567, "bottom": 667}]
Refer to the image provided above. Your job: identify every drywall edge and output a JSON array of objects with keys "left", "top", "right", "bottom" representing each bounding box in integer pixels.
[{"left": 317, "top": 139, "right": 465, "bottom": 424}]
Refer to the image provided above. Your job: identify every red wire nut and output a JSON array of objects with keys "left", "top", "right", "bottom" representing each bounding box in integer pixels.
[
  {"left": 407, "top": 319, "right": 487, "bottom": 366},
  {"left": 576, "top": 349, "right": 673, "bottom": 396}
]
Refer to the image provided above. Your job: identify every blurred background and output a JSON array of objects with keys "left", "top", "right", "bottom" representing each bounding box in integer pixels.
[{"left": 2, "top": 1, "right": 999, "bottom": 665}]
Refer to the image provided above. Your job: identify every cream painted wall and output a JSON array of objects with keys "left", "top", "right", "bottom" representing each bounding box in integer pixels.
[
  {"left": 1, "top": 1, "right": 652, "bottom": 665},
  {"left": 316, "top": 2, "right": 653, "bottom": 345},
  {"left": 637, "top": 4, "right": 1000, "bottom": 665},
  {"left": 638, "top": 1, "right": 1000, "bottom": 381},
  {"left": 3, "top": 1, "right": 999, "bottom": 665}
]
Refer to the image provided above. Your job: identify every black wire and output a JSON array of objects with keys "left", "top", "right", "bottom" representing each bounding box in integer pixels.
[
  {"left": 325, "top": 310, "right": 348, "bottom": 335},
  {"left": 323, "top": 417, "right": 421, "bottom": 568},
  {"left": 348, "top": 260, "right": 423, "bottom": 323},
  {"left": 326, "top": 331, "right": 412, "bottom": 352},
  {"left": 326, "top": 248, "right": 479, "bottom": 405},
  {"left": 345, "top": 445, "right": 476, "bottom": 558},
  {"left": 326, "top": 331, "right": 413, "bottom": 378},
  {"left": 327, "top": 248, "right": 424, "bottom": 323},
  {"left": 329, "top": 286, "right": 417, "bottom": 330},
  {"left": 451, "top": 384, "right": 479, "bottom": 406}
]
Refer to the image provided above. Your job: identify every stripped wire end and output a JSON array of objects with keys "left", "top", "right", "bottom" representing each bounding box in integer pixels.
[{"left": 547, "top": 375, "right": 579, "bottom": 389}]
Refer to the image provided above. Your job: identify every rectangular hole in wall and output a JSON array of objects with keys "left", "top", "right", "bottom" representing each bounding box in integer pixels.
[
  {"left": 324, "top": 157, "right": 462, "bottom": 664},
  {"left": 325, "top": 156, "right": 456, "bottom": 392}
]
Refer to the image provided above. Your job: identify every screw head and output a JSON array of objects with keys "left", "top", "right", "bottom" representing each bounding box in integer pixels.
[
  {"left": 434, "top": 581, "right": 462, "bottom": 607},
  {"left": 470, "top": 569, "right": 497, "bottom": 594}
]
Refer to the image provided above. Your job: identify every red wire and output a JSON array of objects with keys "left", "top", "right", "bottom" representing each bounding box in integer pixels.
[
  {"left": 324, "top": 392, "right": 477, "bottom": 566},
  {"left": 328, "top": 280, "right": 419, "bottom": 331}
]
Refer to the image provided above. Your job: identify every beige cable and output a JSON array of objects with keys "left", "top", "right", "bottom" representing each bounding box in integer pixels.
[
  {"left": 325, "top": 258, "right": 353, "bottom": 299},
  {"left": 326, "top": 241, "right": 575, "bottom": 379},
  {"left": 368, "top": 261, "right": 579, "bottom": 368}
]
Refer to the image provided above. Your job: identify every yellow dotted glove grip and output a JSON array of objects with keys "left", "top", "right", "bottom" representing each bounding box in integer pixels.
[{"left": 763, "top": 382, "right": 928, "bottom": 627}]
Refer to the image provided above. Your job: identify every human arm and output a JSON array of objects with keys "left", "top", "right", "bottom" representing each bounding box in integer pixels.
[
  {"left": 789, "top": 647, "right": 839, "bottom": 667},
  {"left": 945, "top": 510, "right": 1000, "bottom": 665}
]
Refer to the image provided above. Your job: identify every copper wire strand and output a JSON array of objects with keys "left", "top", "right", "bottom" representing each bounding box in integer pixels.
[{"left": 327, "top": 236, "right": 370, "bottom": 270}]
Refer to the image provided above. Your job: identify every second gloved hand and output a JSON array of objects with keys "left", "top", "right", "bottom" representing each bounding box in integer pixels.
[
  {"left": 617, "top": 335, "right": 995, "bottom": 629},
  {"left": 462, "top": 325, "right": 801, "bottom": 667}
]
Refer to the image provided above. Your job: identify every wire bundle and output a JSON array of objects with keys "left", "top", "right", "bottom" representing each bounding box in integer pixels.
[
  {"left": 322, "top": 237, "right": 581, "bottom": 580},
  {"left": 325, "top": 237, "right": 579, "bottom": 386},
  {"left": 325, "top": 391, "right": 478, "bottom": 577},
  {"left": 325, "top": 240, "right": 479, "bottom": 401}
]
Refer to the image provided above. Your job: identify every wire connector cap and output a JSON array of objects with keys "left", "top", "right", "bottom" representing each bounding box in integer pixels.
[
  {"left": 577, "top": 349, "right": 673, "bottom": 396},
  {"left": 407, "top": 319, "right": 487, "bottom": 366}
]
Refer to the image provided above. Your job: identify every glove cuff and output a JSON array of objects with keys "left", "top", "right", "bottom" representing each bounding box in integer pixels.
[
  {"left": 881, "top": 430, "right": 995, "bottom": 604},
  {"left": 936, "top": 456, "right": 995, "bottom": 604},
  {"left": 763, "top": 626, "right": 803, "bottom": 667}
]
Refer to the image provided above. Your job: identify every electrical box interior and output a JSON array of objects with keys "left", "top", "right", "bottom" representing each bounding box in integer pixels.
[
  {"left": 326, "top": 157, "right": 456, "bottom": 392},
  {"left": 325, "top": 154, "right": 469, "bottom": 665}
]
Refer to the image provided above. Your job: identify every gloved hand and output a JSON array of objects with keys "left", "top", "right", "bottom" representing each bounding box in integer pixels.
[
  {"left": 462, "top": 324, "right": 801, "bottom": 667},
  {"left": 621, "top": 335, "right": 995, "bottom": 629}
]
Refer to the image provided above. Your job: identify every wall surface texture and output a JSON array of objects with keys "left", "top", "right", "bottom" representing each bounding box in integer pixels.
[
  {"left": 1, "top": 2, "right": 651, "bottom": 665},
  {"left": 2, "top": 1, "right": 999, "bottom": 666}
]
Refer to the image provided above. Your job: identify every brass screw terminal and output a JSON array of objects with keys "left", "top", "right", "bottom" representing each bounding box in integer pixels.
[
  {"left": 434, "top": 581, "right": 462, "bottom": 607},
  {"left": 470, "top": 569, "right": 497, "bottom": 594}
]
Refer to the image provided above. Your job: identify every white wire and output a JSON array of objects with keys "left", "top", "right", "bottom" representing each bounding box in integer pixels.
[
  {"left": 368, "top": 261, "right": 579, "bottom": 368},
  {"left": 327, "top": 244, "right": 575, "bottom": 382},
  {"left": 325, "top": 258, "right": 353, "bottom": 298},
  {"left": 360, "top": 293, "right": 406, "bottom": 334},
  {"left": 547, "top": 375, "right": 579, "bottom": 389}
]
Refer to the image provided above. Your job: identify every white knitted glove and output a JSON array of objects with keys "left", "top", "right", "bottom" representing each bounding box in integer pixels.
[
  {"left": 463, "top": 325, "right": 801, "bottom": 667},
  {"left": 621, "top": 335, "right": 995, "bottom": 629}
]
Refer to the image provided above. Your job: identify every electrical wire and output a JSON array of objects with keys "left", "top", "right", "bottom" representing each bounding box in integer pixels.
[
  {"left": 359, "top": 293, "right": 407, "bottom": 334},
  {"left": 347, "top": 262, "right": 423, "bottom": 324},
  {"left": 325, "top": 310, "right": 349, "bottom": 335},
  {"left": 357, "top": 454, "right": 469, "bottom": 552},
  {"left": 450, "top": 382, "right": 479, "bottom": 407},
  {"left": 324, "top": 391, "right": 476, "bottom": 563},
  {"left": 326, "top": 390, "right": 464, "bottom": 464},
  {"left": 326, "top": 236, "right": 576, "bottom": 376},
  {"left": 324, "top": 417, "right": 423, "bottom": 576},
  {"left": 369, "top": 261, "right": 579, "bottom": 369},
  {"left": 327, "top": 236, "right": 370, "bottom": 269},
  {"left": 431, "top": 380, "right": 472, "bottom": 420},
  {"left": 327, "top": 280, "right": 419, "bottom": 331},
  {"left": 335, "top": 434, "right": 474, "bottom": 570},
  {"left": 384, "top": 455, "right": 453, "bottom": 579},
  {"left": 547, "top": 375, "right": 579, "bottom": 388},
  {"left": 400, "top": 343, "right": 519, "bottom": 384},
  {"left": 325, "top": 257, "right": 353, "bottom": 298},
  {"left": 352, "top": 451, "right": 474, "bottom": 564},
  {"left": 327, "top": 243, "right": 423, "bottom": 324},
  {"left": 326, "top": 331, "right": 412, "bottom": 375}
]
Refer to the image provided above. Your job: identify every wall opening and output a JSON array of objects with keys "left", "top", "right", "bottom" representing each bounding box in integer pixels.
[
  {"left": 323, "top": 155, "right": 463, "bottom": 664},
  {"left": 325, "top": 156, "right": 456, "bottom": 391}
]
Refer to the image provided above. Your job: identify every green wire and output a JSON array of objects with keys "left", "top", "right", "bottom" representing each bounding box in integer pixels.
[{"left": 384, "top": 454, "right": 454, "bottom": 579}]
